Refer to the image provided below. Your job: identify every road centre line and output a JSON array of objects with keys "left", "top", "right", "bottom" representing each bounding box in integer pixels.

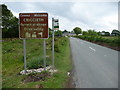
[{"left": 89, "top": 47, "right": 96, "bottom": 51}]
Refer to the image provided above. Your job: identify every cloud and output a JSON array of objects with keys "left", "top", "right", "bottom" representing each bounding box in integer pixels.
[
  {"left": 48, "top": 13, "right": 92, "bottom": 31},
  {"left": 3, "top": 2, "right": 118, "bottom": 32},
  {"left": 1, "top": 0, "right": 120, "bottom": 2},
  {"left": 69, "top": 2, "right": 118, "bottom": 32}
]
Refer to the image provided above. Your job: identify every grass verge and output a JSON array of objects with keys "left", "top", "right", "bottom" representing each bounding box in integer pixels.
[
  {"left": 75, "top": 35, "right": 120, "bottom": 51},
  {"left": 2, "top": 37, "right": 71, "bottom": 88}
]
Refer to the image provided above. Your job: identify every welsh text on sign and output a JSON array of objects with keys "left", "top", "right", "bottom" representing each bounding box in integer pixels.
[{"left": 19, "top": 13, "right": 48, "bottom": 39}]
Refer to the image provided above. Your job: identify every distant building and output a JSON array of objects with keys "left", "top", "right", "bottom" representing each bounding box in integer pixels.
[
  {"left": 100, "top": 31, "right": 106, "bottom": 35},
  {"left": 62, "top": 31, "right": 76, "bottom": 37},
  {"left": 62, "top": 32, "right": 69, "bottom": 37},
  {"left": 78, "top": 34, "right": 83, "bottom": 36},
  {"left": 99, "top": 31, "right": 110, "bottom": 36}
]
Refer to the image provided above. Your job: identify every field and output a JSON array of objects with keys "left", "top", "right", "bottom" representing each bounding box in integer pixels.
[{"left": 2, "top": 37, "right": 71, "bottom": 88}]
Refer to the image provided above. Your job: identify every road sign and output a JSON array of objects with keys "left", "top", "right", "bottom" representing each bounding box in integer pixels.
[
  {"left": 54, "top": 19, "right": 59, "bottom": 30},
  {"left": 19, "top": 13, "right": 48, "bottom": 39}
]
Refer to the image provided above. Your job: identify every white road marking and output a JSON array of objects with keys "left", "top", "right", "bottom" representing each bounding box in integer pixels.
[{"left": 89, "top": 47, "right": 96, "bottom": 51}]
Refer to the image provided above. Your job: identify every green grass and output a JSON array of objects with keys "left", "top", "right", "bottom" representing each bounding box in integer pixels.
[
  {"left": 75, "top": 35, "right": 120, "bottom": 47},
  {"left": 2, "top": 37, "right": 71, "bottom": 88},
  {"left": 0, "top": 41, "right": 2, "bottom": 89}
]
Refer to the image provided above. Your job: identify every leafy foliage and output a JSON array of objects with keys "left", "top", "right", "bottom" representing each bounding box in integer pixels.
[
  {"left": 54, "top": 30, "right": 62, "bottom": 37},
  {"left": 87, "top": 29, "right": 98, "bottom": 36},
  {"left": 73, "top": 27, "right": 82, "bottom": 35},
  {"left": 82, "top": 31, "right": 88, "bottom": 35},
  {"left": 49, "top": 28, "right": 52, "bottom": 37},
  {"left": 2, "top": 4, "right": 18, "bottom": 38},
  {"left": 111, "top": 29, "right": 120, "bottom": 36}
]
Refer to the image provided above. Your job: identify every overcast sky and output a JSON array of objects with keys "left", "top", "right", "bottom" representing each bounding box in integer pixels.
[{"left": 1, "top": 1, "right": 118, "bottom": 32}]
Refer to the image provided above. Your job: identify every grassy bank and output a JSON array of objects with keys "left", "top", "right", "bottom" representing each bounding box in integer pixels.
[
  {"left": 2, "top": 37, "right": 71, "bottom": 88},
  {"left": 75, "top": 35, "right": 120, "bottom": 51},
  {"left": 0, "top": 41, "right": 2, "bottom": 89}
]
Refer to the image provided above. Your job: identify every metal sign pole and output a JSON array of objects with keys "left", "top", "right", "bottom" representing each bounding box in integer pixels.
[
  {"left": 23, "top": 39, "right": 27, "bottom": 73},
  {"left": 43, "top": 39, "right": 46, "bottom": 71},
  {"left": 52, "top": 18, "right": 54, "bottom": 70}
]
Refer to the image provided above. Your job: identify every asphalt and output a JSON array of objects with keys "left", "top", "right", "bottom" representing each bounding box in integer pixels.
[{"left": 69, "top": 37, "right": 118, "bottom": 88}]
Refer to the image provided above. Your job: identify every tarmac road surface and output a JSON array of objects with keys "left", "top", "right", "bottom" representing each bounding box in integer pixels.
[{"left": 70, "top": 37, "right": 118, "bottom": 88}]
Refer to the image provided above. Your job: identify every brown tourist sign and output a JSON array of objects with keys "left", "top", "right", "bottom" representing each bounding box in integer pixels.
[{"left": 19, "top": 13, "right": 48, "bottom": 39}]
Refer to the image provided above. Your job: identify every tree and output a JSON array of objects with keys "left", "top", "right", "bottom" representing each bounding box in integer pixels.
[
  {"left": 2, "top": 4, "right": 18, "bottom": 38},
  {"left": 111, "top": 29, "right": 120, "bottom": 36},
  {"left": 97, "top": 31, "right": 101, "bottom": 36},
  {"left": 62, "top": 29, "right": 68, "bottom": 33},
  {"left": 82, "top": 31, "right": 88, "bottom": 35},
  {"left": 55, "top": 30, "right": 62, "bottom": 37},
  {"left": 49, "top": 28, "right": 52, "bottom": 37},
  {"left": 87, "top": 29, "right": 98, "bottom": 36},
  {"left": 105, "top": 32, "right": 110, "bottom": 36},
  {"left": 73, "top": 27, "right": 82, "bottom": 35}
]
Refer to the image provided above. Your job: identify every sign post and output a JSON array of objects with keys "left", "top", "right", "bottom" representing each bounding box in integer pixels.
[
  {"left": 19, "top": 13, "right": 48, "bottom": 72},
  {"left": 43, "top": 39, "right": 46, "bottom": 71},
  {"left": 23, "top": 39, "right": 27, "bottom": 73},
  {"left": 52, "top": 18, "right": 54, "bottom": 70},
  {"left": 52, "top": 18, "right": 59, "bottom": 70}
]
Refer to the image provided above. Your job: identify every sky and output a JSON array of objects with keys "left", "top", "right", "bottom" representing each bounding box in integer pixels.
[{"left": 1, "top": 1, "right": 119, "bottom": 33}]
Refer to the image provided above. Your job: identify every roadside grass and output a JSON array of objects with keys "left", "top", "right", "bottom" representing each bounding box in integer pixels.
[
  {"left": 0, "top": 41, "right": 2, "bottom": 89},
  {"left": 75, "top": 35, "right": 120, "bottom": 47},
  {"left": 74, "top": 35, "right": 120, "bottom": 51},
  {"left": 2, "top": 37, "right": 71, "bottom": 88}
]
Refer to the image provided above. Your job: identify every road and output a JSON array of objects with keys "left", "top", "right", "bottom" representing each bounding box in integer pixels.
[{"left": 70, "top": 37, "right": 118, "bottom": 88}]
